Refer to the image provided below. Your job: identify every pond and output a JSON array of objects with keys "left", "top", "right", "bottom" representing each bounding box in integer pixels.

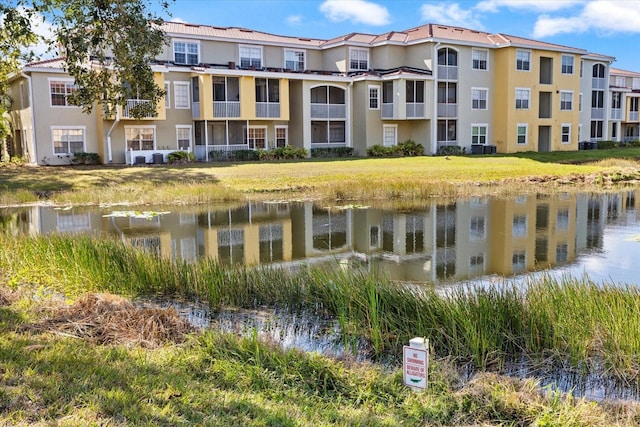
[{"left": 2, "top": 189, "right": 640, "bottom": 286}]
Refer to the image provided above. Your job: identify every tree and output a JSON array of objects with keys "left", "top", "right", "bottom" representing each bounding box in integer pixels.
[{"left": 0, "top": 0, "right": 171, "bottom": 121}]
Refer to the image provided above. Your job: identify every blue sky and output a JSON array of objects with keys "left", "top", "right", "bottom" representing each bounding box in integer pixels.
[{"left": 160, "top": 0, "right": 640, "bottom": 72}]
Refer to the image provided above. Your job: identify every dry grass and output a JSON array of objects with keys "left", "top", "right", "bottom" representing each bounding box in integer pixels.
[{"left": 25, "top": 293, "right": 194, "bottom": 347}]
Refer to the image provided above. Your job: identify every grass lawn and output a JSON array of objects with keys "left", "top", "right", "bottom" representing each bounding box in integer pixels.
[{"left": 1, "top": 149, "right": 640, "bottom": 206}]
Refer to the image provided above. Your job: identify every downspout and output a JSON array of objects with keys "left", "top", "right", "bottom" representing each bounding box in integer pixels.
[
  {"left": 431, "top": 42, "right": 440, "bottom": 155},
  {"left": 105, "top": 108, "right": 119, "bottom": 163},
  {"left": 347, "top": 81, "right": 353, "bottom": 151},
  {"left": 21, "top": 73, "right": 38, "bottom": 164}
]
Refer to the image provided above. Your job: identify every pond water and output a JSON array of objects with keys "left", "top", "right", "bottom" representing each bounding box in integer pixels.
[{"left": 2, "top": 189, "right": 640, "bottom": 286}]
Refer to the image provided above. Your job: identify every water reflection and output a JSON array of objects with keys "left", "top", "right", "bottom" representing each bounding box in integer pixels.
[{"left": 2, "top": 190, "right": 640, "bottom": 285}]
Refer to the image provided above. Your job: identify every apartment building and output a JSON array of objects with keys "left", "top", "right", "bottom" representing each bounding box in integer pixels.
[{"left": 7, "top": 21, "right": 631, "bottom": 166}]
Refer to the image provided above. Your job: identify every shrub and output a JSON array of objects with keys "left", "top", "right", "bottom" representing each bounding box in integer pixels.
[
  {"left": 258, "top": 145, "right": 307, "bottom": 160},
  {"left": 596, "top": 140, "right": 616, "bottom": 149},
  {"left": 209, "top": 150, "right": 260, "bottom": 162},
  {"left": 311, "top": 147, "right": 354, "bottom": 158},
  {"left": 437, "top": 146, "right": 466, "bottom": 156},
  {"left": 71, "top": 152, "right": 101, "bottom": 165},
  {"left": 367, "top": 144, "right": 397, "bottom": 157},
  {"left": 167, "top": 151, "right": 195, "bottom": 164},
  {"left": 397, "top": 139, "right": 424, "bottom": 156}
]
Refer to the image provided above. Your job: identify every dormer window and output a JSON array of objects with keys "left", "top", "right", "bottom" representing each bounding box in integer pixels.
[
  {"left": 240, "top": 45, "right": 262, "bottom": 69},
  {"left": 284, "top": 49, "right": 305, "bottom": 71},
  {"left": 174, "top": 40, "right": 199, "bottom": 65},
  {"left": 349, "top": 48, "right": 369, "bottom": 71}
]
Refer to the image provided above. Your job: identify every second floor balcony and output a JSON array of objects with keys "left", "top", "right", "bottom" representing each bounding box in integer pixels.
[
  {"left": 591, "top": 107, "right": 604, "bottom": 120},
  {"left": 256, "top": 102, "right": 280, "bottom": 118},
  {"left": 381, "top": 102, "right": 425, "bottom": 119},
  {"left": 214, "top": 101, "right": 241, "bottom": 118},
  {"left": 122, "top": 99, "right": 156, "bottom": 119},
  {"left": 611, "top": 108, "right": 622, "bottom": 120},
  {"left": 630, "top": 111, "right": 639, "bottom": 122},
  {"left": 437, "top": 103, "right": 457, "bottom": 118},
  {"left": 310, "top": 103, "right": 346, "bottom": 119}
]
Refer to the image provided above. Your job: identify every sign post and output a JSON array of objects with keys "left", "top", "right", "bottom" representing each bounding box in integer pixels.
[{"left": 403, "top": 337, "right": 429, "bottom": 391}]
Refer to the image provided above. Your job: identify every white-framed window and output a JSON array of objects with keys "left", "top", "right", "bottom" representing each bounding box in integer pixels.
[
  {"left": 173, "top": 40, "right": 199, "bottom": 65},
  {"left": 472, "top": 48, "right": 488, "bottom": 70},
  {"left": 561, "top": 55, "right": 574, "bottom": 74},
  {"left": 512, "top": 251, "right": 526, "bottom": 272},
  {"left": 512, "top": 214, "right": 527, "bottom": 237},
  {"left": 164, "top": 82, "right": 171, "bottom": 109},
  {"left": 557, "top": 208, "right": 570, "bottom": 230},
  {"left": 472, "top": 88, "right": 488, "bottom": 110},
  {"left": 240, "top": 45, "right": 263, "bottom": 68},
  {"left": 516, "top": 50, "right": 531, "bottom": 71},
  {"left": 515, "top": 88, "right": 530, "bottom": 109},
  {"left": 246, "top": 126, "right": 267, "bottom": 149},
  {"left": 612, "top": 92, "right": 622, "bottom": 109},
  {"left": 368, "top": 85, "right": 380, "bottom": 110},
  {"left": 517, "top": 123, "right": 528, "bottom": 145},
  {"left": 560, "top": 91, "right": 573, "bottom": 111},
  {"left": 615, "top": 76, "right": 625, "bottom": 87},
  {"left": 349, "top": 47, "right": 369, "bottom": 71},
  {"left": 284, "top": 49, "right": 305, "bottom": 71},
  {"left": 383, "top": 124, "right": 398, "bottom": 147},
  {"left": 173, "top": 81, "right": 190, "bottom": 109},
  {"left": 470, "top": 215, "right": 486, "bottom": 239},
  {"left": 471, "top": 124, "right": 488, "bottom": 145},
  {"left": 52, "top": 126, "right": 85, "bottom": 154},
  {"left": 561, "top": 124, "right": 571, "bottom": 145},
  {"left": 470, "top": 253, "right": 485, "bottom": 274},
  {"left": 556, "top": 242, "right": 569, "bottom": 263},
  {"left": 275, "top": 125, "right": 288, "bottom": 148},
  {"left": 176, "top": 125, "right": 192, "bottom": 150},
  {"left": 125, "top": 126, "right": 155, "bottom": 150},
  {"left": 49, "top": 78, "right": 77, "bottom": 107}
]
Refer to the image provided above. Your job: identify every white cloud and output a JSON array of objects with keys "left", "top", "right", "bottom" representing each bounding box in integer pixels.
[
  {"left": 420, "top": 3, "right": 484, "bottom": 29},
  {"left": 169, "top": 17, "right": 187, "bottom": 24},
  {"left": 532, "top": 1, "right": 640, "bottom": 37},
  {"left": 319, "top": 0, "right": 390, "bottom": 26},
  {"left": 286, "top": 15, "right": 303, "bottom": 26},
  {"left": 476, "top": 0, "right": 584, "bottom": 13},
  {"left": 25, "top": 10, "right": 57, "bottom": 60}
]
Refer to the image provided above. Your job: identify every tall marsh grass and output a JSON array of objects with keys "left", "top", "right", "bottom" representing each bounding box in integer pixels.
[{"left": 1, "top": 233, "right": 639, "bottom": 380}]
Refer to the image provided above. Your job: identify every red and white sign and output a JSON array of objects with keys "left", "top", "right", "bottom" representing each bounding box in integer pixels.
[{"left": 403, "top": 343, "right": 428, "bottom": 390}]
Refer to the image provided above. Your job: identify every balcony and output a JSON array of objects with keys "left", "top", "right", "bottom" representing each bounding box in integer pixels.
[
  {"left": 122, "top": 99, "right": 155, "bottom": 119},
  {"left": 310, "top": 103, "right": 346, "bottom": 119},
  {"left": 438, "top": 65, "right": 458, "bottom": 80},
  {"left": 381, "top": 103, "right": 393, "bottom": 119},
  {"left": 591, "top": 107, "right": 604, "bottom": 120},
  {"left": 437, "top": 103, "right": 457, "bottom": 118},
  {"left": 214, "top": 101, "right": 241, "bottom": 118},
  {"left": 611, "top": 108, "right": 622, "bottom": 120},
  {"left": 406, "top": 102, "right": 425, "bottom": 118},
  {"left": 592, "top": 77, "right": 605, "bottom": 90},
  {"left": 256, "top": 102, "right": 280, "bottom": 118},
  {"left": 630, "top": 111, "right": 639, "bottom": 122}
]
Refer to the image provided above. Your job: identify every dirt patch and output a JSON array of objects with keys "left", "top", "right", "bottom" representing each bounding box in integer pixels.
[
  {"left": 0, "top": 286, "right": 18, "bottom": 306},
  {"left": 26, "top": 293, "right": 195, "bottom": 348}
]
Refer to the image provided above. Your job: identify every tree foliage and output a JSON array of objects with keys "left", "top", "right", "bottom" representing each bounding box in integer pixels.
[{"left": 0, "top": 0, "right": 171, "bottom": 119}]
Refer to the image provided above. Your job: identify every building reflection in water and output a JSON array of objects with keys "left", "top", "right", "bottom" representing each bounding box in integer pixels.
[{"left": 2, "top": 190, "right": 639, "bottom": 284}]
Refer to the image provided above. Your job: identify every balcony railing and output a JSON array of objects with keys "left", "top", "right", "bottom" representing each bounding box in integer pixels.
[
  {"left": 214, "top": 101, "right": 240, "bottom": 118},
  {"left": 611, "top": 108, "right": 622, "bottom": 120},
  {"left": 591, "top": 107, "right": 604, "bottom": 119},
  {"left": 256, "top": 102, "right": 280, "bottom": 118},
  {"left": 592, "top": 77, "right": 605, "bottom": 90},
  {"left": 630, "top": 111, "right": 639, "bottom": 122},
  {"left": 381, "top": 103, "right": 393, "bottom": 119},
  {"left": 122, "top": 99, "right": 155, "bottom": 118},
  {"left": 438, "top": 65, "right": 458, "bottom": 80},
  {"left": 437, "top": 103, "right": 457, "bottom": 118},
  {"left": 310, "top": 103, "right": 346, "bottom": 119},
  {"left": 406, "top": 102, "right": 425, "bottom": 118},
  {"left": 192, "top": 102, "right": 200, "bottom": 119}
]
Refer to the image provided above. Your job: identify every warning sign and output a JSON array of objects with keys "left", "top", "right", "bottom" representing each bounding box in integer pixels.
[{"left": 403, "top": 345, "right": 428, "bottom": 390}]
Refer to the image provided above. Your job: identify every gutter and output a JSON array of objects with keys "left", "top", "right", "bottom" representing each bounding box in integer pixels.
[
  {"left": 21, "top": 73, "right": 38, "bottom": 164},
  {"left": 105, "top": 108, "right": 119, "bottom": 163}
]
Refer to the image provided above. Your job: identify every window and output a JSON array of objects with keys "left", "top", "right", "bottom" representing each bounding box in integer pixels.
[
  {"left": 471, "top": 124, "right": 487, "bottom": 144},
  {"left": 592, "top": 90, "right": 604, "bottom": 108},
  {"left": 556, "top": 243, "right": 569, "bottom": 263},
  {"left": 246, "top": 126, "right": 266, "bottom": 149},
  {"left": 437, "top": 120, "right": 457, "bottom": 143},
  {"left": 561, "top": 124, "right": 571, "bottom": 144},
  {"left": 516, "top": 50, "right": 531, "bottom": 71},
  {"left": 612, "top": 92, "right": 622, "bottom": 109},
  {"left": 437, "top": 47, "right": 457, "bottom": 66},
  {"left": 383, "top": 124, "right": 397, "bottom": 147},
  {"left": 49, "top": 79, "right": 77, "bottom": 107},
  {"left": 472, "top": 88, "right": 488, "bottom": 110},
  {"left": 512, "top": 251, "right": 526, "bottom": 272},
  {"left": 517, "top": 124, "right": 528, "bottom": 145},
  {"left": 593, "top": 63, "right": 605, "bottom": 78},
  {"left": 631, "top": 97, "right": 639, "bottom": 112},
  {"left": 275, "top": 126, "right": 288, "bottom": 148},
  {"left": 470, "top": 254, "right": 485, "bottom": 274},
  {"left": 240, "top": 45, "right": 262, "bottom": 68},
  {"left": 472, "top": 49, "right": 488, "bottom": 70},
  {"left": 406, "top": 81, "right": 424, "bottom": 103},
  {"left": 513, "top": 215, "right": 527, "bottom": 237},
  {"left": 173, "top": 82, "right": 190, "bottom": 109},
  {"left": 590, "top": 120, "right": 603, "bottom": 139},
  {"left": 176, "top": 125, "right": 192, "bottom": 150},
  {"left": 515, "top": 88, "right": 530, "bottom": 109},
  {"left": 213, "top": 76, "right": 240, "bottom": 101},
  {"left": 284, "top": 49, "right": 305, "bottom": 71},
  {"left": 164, "top": 82, "right": 171, "bottom": 108},
  {"left": 52, "top": 127, "right": 85, "bottom": 154},
  {"left": 470, "top": 216, "right": 485, "bottom": 239},
  {"left": 255, "top": 78, "right": 280, "bottom": 103},
  {"left": 561, "top": 55, "right": 574, "bottom": 74},
  {"left": 349, "top": 48, "right": 369, "bottom": 70},
  {"left": 557, "top": 208, "right": 569, "bottom": 230},
  {"left": 126, "top": 126, "right": 155, "bottom": 150},
  {"left": 369, "top": 85, "right": 379, "bottom": 109},
  {"left": 560, "top": 91, "right": 573, "bottom": 111},
  {"left": 173, "top": 40, "right": 199, "bottom": 65},
  {"left": 615, "top": 76, "right": 625, "bottom": 87}
]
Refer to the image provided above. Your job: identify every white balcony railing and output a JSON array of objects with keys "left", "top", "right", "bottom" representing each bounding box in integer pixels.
[
  {"left": 630, "top": 111, "right": 639, "bottom": 122},
  {"left": 256, "top": 102, "right": 280, "bottom": 118},
  {"left": 611, "top": 108, "right": 622, "bottom": 120},
  {"left": 592, "top": 77, "right": 605, "bottom": 90},
  {"left": 310, "top": 103, "right": 346, "bottom": 119},
  {"left": 381, "top": 103, "right": 393, "bottom": 119},
  {"left": 213, "top": 101, "right": 240, "bottom": 118},
  {"left": 591, "top": 107, "right": 604, "bottom": 119},
  {"left": 122, "top": 99, "right": 154, "bottom": 118},
  {"left": 438, "top": 65, "right": 458, "bottom": 80},
  {"left": 437, "top": 103, "right": 457, "bottom": 118},
  {"left": 406, "top": 102, "right": 425, "bottom": 118}
]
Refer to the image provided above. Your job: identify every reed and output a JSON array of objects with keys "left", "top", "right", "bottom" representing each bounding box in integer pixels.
[{"left": 2, "top": 233, "right": 639, "bottom": 380}]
